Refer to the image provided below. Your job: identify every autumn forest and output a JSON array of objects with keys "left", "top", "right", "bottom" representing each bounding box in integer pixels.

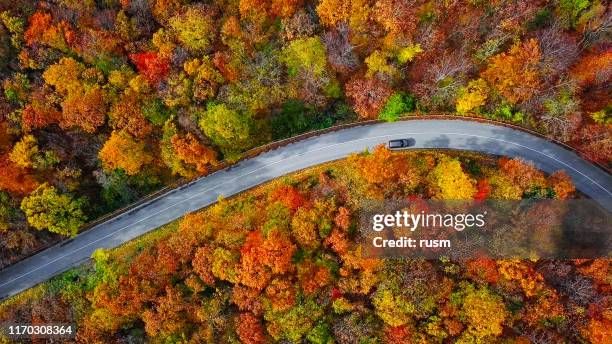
[
  {"left": 1, "top": 149, "right": 609, "bottom": 343},
  {"left": 0, "top": 0, "right": 610, "bottom": 342}
]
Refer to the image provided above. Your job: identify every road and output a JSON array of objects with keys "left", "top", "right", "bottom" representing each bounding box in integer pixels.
[{"left": 1, "top": 120, "right": 611, "bottom": 299}]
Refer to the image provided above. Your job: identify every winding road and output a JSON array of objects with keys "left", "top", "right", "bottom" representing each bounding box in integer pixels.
[{"left": 1, "top": 119, "right": 611, "bottom": 300}]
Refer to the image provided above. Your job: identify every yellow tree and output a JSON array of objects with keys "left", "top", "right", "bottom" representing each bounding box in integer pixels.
[
  {"left": 481, "top": 39, "right": 542, "bottom": 104},
  {"left": 456, "top": 79, "right": 489, "bottom": 114},
  {"left": 429, "top": 158, "right": 476, "bottom": 200},
  {"left": 9, "top": 134, "right": 38, "bottom": 168},
  {"left": 98, "top": 131, "right": 153, "bottom": 175}
]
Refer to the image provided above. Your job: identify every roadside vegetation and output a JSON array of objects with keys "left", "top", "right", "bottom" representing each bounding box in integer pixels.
[
  {"left": 2, "top": 148, "right": 609, "bottom": 343},
  {"left": 0, "top": 1, "right": 610, "bottom": 271}
]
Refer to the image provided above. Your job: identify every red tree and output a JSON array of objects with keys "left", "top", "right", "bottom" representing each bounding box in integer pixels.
[
  {"left": 345, "top": 77, "right": 393, "bottom": 119},
  {"left": 129, "top": 52, "right": 170, "bottom": 86}
]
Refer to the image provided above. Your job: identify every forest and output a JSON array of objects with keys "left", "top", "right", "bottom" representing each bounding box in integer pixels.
[
  {"left": 0, "top": 0, "right": 611, "bottom": 267},
  {"left": 0, "top": 0, "right": 609, "bottom": 268},
  {"left": 1, "top": 148, "right": 609, "bottom": 343}
]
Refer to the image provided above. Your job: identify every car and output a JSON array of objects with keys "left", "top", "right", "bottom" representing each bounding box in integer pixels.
[{"left": 388, "top": 138, "right": 416, "bottom": 149}]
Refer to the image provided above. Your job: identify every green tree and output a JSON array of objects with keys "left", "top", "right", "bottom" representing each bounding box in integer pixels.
[
  {"left": 141, "top": 98, "right": 171, "bottom": 126},
  {"left": 557, "top": 0, "right": 591, "bottom": 29},
  {"left": 198, "top": 103, "right": 253, "bottom": 157},
  {"left": 21, "top": 183, "right": 86, "bottom": 236},
  {"left": 378, "top": 92, "right": 416, "bottom": 122},
  {"left": 0, "top": 191, "right": 15, "bottom": 231}
]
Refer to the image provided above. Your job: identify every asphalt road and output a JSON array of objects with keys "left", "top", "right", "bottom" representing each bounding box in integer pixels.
[{"left": 1, "top": 120, "right": 611, "bottom": 300}]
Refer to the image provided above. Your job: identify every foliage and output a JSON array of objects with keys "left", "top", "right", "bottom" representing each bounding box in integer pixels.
[
  {"left": 171, "top": 133, "right": 217, "bottom": 175},
  {"left": 557, "top": 0, "right": 591, "bottom": 29},
  {"left": 481, "top": 39, "right": 542, "bottom": 104},
  {"left": 429, "top": 158, "right": 477, "bottom": 200},
  {"left": 2, "top": 151, "right": 604, "bottom": 343},
  {"left": 98, "top": 131, "right": 153, "bottom": 176},
  {"left": 20, "top": 184, "right": 86, "bottom": 236},
  {"left": 169, "top": 5, "right": 215, "bottom": 53},
  {"left": 378, "top": 92, "right": 416, "bottom": 122},
  {"left": 0, "top": 191, "right": 14, "bottom": 232},
  {"left": 345, "top": 77, "right": 392, "bottom": 119},
  {"left": 0, "top": 0, "right": 610, "bottom": 299},
  {"left": 487, "top": 104, "right": 525, "bottom": 123},
  {"left": 9, "top": 134, "right": 38, "bottom": 169},
  {"left": 129, "top": 52, "right": 169, "bottom": 86},
  {"left": 365, "top": 50, "right": 397, "bottom": 78},
  {"left": 397, "top": 43, "right": 423, "bottom": 64},
  {"left": 455, "top": 284, "right": 508, "bottom": 338},
  {"left": 455, "top": 79, "right": 488, "bottom": 115},
  {"left": 282, "top": 37, "right": 328, "bottom": 77},
  {"left": 198, "top": 103, "right": 253, "bottom": 156}
]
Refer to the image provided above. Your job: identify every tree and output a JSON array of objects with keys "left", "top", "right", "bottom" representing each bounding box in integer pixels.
[
  {"left": 269, "top": 185, "right": 306, "bottom": 213},
  {"left": 282, "top": 9, "right": 316, "bottom": 41},
  {"left": 291, "top": 207, "right": 320, "bottom": 250},
  {"left": 348, "top": 145, "right": 414, "bottom": 193},
  {"left": 378, "top": 92, "right": 416, "bottom": 122},
  {"left": 365, "top": 50, "right": 397, "bottom": 79},
  {"left": 548, "top": 171, "right": 575, "bottom": 199},
  {"left": 345, "top": 77, "right": 393, "bottom": 119},
  {"left": 142, "top": 286, "right": 193, "bottom": 338},
  {"left": 570, "top": 50, "right": 612, "bottom": 88},
  {"left": 557, "top": 0, "right": 592, "bottom": 29},
  {"left": 21, "top": 94, "right": 62, "bottom": 132},
  {"left": 239, "top": 230, "right": 296, "bottom": 290},
  {"left": 198, "top": 103, "right": 253, "bottom": 156},
  {"left": 0, "top": 11, "right": 24, "bottom": 49},
  {"left": 573, "top": 124, "right": 612, "bottom": 165},
  {"left": 397, "top": 44, "right": 423, "bottom": 64},
  {"left": 171, "top": 133, "right": 217, "bottom": 175},
  {"left": 60, "top": 86, "right": 107, "bottom": 133},
  {"left": 429, "top": 158, "right": 476, "bottom": 200},
  {"left": 236, "top": 313, "right": 266, "bottom": 344},
  {"left": 0, "top": 191, "right": 14, "bottom": 231},
  {"left": 0, "top": 154, "right": 39, "bottom": 195},
  {"left": 298, "top": 260, "right": 331, "bottom": 294},
  {"left": 109, "top": 92, "right": 153, "bottom": 139},
  {"left": 265, "top": 278, "right": 296, "bottom": 311},
  {"left": 498, "top": 158, "right": 546, "bottom": 191},
  {"left": 264, "top": 299, "right": 323, "bottom": 342},
  {"left": 282, "top": 37, "right": 328, "bottom": 78},
  {"left": 481, "top": 39, "right": 542, "bottom": 104},
  {"left": 232, "top": 285, "right": 263, "bottom": 315},
  {"left": 239, "top": 0, "right": 303, "bottom": 20},
  {"left": 281, "top": 37, "right": 335, "bottom": 108},
  {"left": 9, "top": 135, "right": 38, "bottom": 169},
  {"left": 23, "top": 11, "right": 74, "bottom": 50},
  {"left": 316, "top": 0, "right": 350, "bottom": 27},
  {"left": 455, "top": 79, "right": 488, "bottom": 114},
  {"left": 20, "top": 183, "right": 86, "bottom": 236},
  {"left": 98, "top": 131, "right": 153, "bottom": 175},
  {"left": 455, "top": 284, "right": 508, "bottom": 339},
  {"left": 129, "top": 52, "right": 170, "bottom": 86},
  {"left": 322, "top": 22, "right": 358, "bottom": 75},
  {"left": 169, "top": 5, "right": 215, "bottom": 53},
  {"left": 183, "top": 57, "right": 224, "bottom": 103},
  {"left": 42, "top": 57, "right": 84, "bottom": 95}
]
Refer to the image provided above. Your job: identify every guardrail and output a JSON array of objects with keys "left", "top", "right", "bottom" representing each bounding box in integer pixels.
[{"left": 3, "top": 113, "right": 609, "bottom": 269}]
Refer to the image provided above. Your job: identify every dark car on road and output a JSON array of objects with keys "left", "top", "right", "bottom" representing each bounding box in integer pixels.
[{"left": 388, "top": 138, "right": 416, "bottom": 149}]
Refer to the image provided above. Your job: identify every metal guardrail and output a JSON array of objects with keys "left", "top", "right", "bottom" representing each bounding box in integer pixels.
[{"left": 3, "top": 114, "right": 609, "bottom": 269}]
